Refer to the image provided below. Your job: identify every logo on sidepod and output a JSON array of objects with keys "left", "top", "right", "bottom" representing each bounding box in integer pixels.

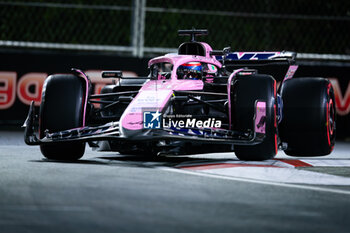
[{"left": 143, "top": 110, "right": 162, "bottom": 129}]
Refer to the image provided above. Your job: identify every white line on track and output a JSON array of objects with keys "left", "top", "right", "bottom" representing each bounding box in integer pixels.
[{"left": 159, "top": 167, "right": 350, "bottom": 195}]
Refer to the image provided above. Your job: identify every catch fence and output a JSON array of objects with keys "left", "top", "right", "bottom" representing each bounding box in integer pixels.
[{"left": 0, "top": 0, "right": 349, "bottom": 59}]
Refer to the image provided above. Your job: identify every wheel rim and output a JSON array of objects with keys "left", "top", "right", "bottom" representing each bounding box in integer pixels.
[
  {"left": 326, "top": 83, "right": 336, "bottom": 148},
  {"left": 328, "top": 98, "right": 335, "bottom": 137}
]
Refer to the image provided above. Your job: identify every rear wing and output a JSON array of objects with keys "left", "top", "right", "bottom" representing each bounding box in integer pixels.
[
  {"left": 214, "top": 51, "right": 298, "bottom": 82},
  {"left": 215, "top": 51, "right": 296, "bottom": 65}
]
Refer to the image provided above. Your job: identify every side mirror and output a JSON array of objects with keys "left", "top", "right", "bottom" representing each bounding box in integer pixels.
[
  {"left": 223, "top": 46, "right": 231, "bottom": 54},
  {"left": 101, "top": 71, "right": 123, "bottom": 78}
]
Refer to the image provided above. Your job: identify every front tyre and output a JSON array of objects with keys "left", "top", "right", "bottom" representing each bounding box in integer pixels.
[
  {"left": 232, "top": 74, "right": 277, "bottom": 161},
  {"left": 39, "top": 74, "right": 86, "bottom": 160}
]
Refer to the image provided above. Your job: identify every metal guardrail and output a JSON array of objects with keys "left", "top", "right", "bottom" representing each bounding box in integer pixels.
[{"left": 2, "top": 40, "right": 350, "bottom": 62}]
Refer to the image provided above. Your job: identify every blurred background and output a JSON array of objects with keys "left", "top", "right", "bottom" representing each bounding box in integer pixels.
[{"left": 0, "top": 0, "right": 350, "bottom": 138}]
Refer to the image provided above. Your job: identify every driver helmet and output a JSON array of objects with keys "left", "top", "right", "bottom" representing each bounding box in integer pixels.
[{"left": 178, "top": 62, "right": 202, "bottom": 80}]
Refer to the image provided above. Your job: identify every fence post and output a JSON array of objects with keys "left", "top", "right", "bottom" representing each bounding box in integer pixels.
[
  {"left": 131, "top": 0, "right": 140, "bottom": 57},
  {"left": 131, "top": 0, "right": 146, "bottom": 58},
  {"left": 138, "top": 0, "right": 146, "bottom": 58}
]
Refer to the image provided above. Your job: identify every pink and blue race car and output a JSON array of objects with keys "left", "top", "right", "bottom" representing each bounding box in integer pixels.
[{"left": 24, "top": 29, "right": 336, "bottom": 161}]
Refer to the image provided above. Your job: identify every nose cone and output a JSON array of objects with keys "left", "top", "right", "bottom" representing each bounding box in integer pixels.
[
  {"left": 120, "top": 110, "right": 162, "bottom": 138},
  {"left": 119, "top": 112, "right": 144, "bottom": 138},
  {"left": 119, "top": 81, "right": 174, "bottom": 138}
]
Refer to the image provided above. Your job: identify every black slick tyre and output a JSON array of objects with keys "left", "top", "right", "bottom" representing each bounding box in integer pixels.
[
  {"left": 39, "top": 74, "right": 86, "bottom": 160},
  {"left": 232, "top": 74, "right": 277, "bottom": 161},
  {"left": 279, "top": 77, "right": 335, "bottom": 156}
]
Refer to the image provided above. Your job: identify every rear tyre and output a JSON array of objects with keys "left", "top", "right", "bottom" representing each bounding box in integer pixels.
[
  {"left": 39, "top": 74, "right": 86, "bottom": 160},
  {"left": 232, "top": 74, "right": 277, "bottom": 161},
  {"left": 279, "top": 77, "right": 335, "bottom": 156}
]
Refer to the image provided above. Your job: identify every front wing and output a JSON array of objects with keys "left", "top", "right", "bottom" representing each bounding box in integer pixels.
[{"left": 24, "top": 102, "right": 265, "bottom": 146}]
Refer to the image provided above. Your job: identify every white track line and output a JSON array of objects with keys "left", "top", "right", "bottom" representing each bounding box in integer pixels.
[{"left": 159, "top": 167, "right": 350, "bottom": 195}]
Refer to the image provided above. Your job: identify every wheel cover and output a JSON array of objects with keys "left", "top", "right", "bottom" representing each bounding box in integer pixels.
[{"left": 326, "top": 84, "right": 336, "bottom": 148}]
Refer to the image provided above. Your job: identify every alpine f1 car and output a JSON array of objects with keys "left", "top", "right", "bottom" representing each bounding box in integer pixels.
[{"left": 24, "top": 29, "right": 336, "bottom": 161}]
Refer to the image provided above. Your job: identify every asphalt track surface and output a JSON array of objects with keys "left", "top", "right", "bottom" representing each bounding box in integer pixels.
[{"left": 1, "top": 130, "right": 350, "bottom": 233}]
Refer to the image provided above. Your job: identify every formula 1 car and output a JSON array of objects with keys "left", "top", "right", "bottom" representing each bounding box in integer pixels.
[{"left": 24, "top": 29, "right": 336, "bottom": 161}]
